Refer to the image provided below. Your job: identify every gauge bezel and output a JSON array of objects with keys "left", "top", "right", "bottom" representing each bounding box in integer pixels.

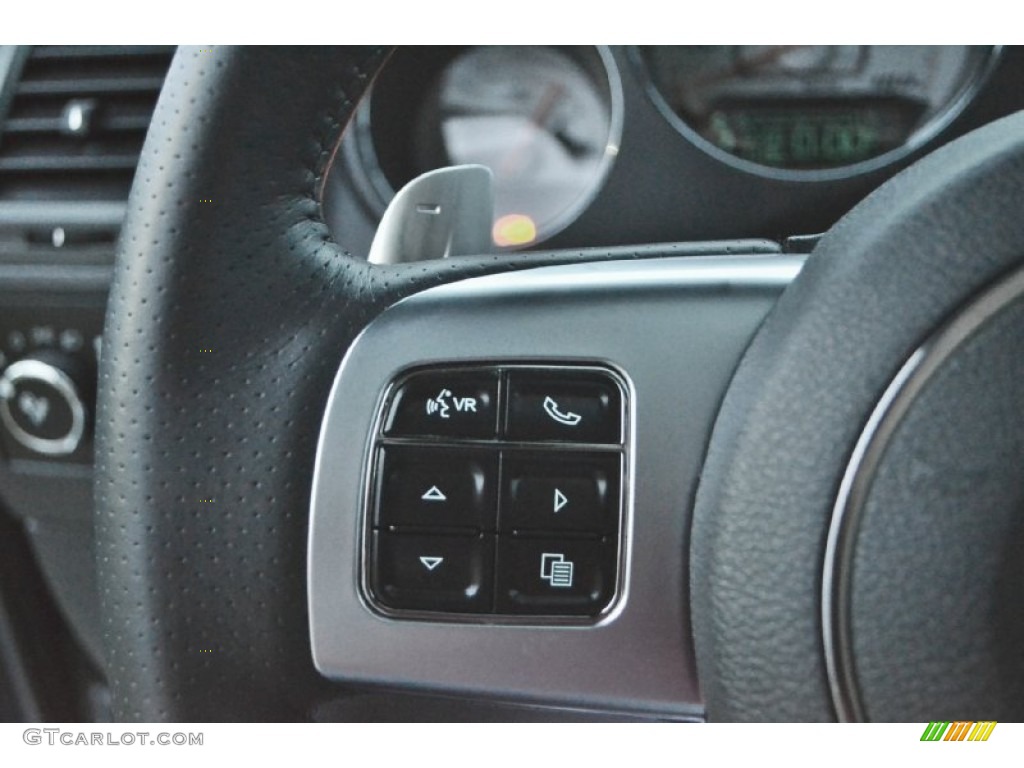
[
  {"left": 340, "top": 46, "right": 624, "bottom": 250},
  {"left": 631, "top": 45, "right": 1003, "bottom": 183}
]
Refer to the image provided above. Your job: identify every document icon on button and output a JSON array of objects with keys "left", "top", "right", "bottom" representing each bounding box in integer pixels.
[{"left": 540, "top": 553, "right": 575, "bottom": 588}]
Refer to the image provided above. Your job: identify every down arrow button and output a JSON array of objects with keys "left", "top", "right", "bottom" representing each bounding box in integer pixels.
[{"left": 372, "top": 532, "right": 494, "bottom": 613}]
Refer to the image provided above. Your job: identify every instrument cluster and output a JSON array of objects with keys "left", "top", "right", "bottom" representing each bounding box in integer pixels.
[{"left": 324, "top": 45, "right": 1016, "bottom": 254}]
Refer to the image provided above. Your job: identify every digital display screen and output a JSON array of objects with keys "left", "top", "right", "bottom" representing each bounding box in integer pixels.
[
  {"left": 704, "top": 100, "right": 924, "bottom": 170},
  {"left": 639, "top": 46, "right": 992, "bottom": 174}
]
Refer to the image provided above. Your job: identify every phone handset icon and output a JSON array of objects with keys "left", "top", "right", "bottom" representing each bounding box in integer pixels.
[{"left": 543, "top": 396, "right": 582, "bottom": 427}]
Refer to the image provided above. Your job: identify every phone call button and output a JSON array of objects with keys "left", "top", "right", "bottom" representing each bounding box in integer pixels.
[{"left": 506, "top": 370, "right": 622, "bottom": 444}]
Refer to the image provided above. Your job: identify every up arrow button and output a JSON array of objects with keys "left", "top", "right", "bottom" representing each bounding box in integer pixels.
[{"left": 420, "top": 486, "right": 447, "bottom": 502}]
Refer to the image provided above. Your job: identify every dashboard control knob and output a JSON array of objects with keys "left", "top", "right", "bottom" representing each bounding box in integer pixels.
[{"left": 0, "top": 351, "right": 91, "bottom": 457}]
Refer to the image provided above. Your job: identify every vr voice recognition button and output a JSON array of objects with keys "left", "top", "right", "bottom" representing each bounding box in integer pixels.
[{"left": 384, "top": 369, "right": 498, "bottom": 439}]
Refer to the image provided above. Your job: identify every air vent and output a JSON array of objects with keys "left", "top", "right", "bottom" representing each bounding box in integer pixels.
[{"left": 0, "top": 46, "right": 175, "bottom": 204}]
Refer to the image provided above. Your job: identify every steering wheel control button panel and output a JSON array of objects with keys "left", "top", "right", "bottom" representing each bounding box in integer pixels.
[
  {"left": 506, "top": 370, "right": 621, "bottom": 443},
  {"left": 383, "top": 369, "right": 498, "bottom": 439},
  {"left": 376, "top": 447, "right": 496, "bottom": 531},
  {"left": 372, "top": 532, "right": 494, "bottom": 613},
  {"left": 365, "top": 364, "right": 627, "bottom": 621},
  {"left": 495, "top": 538, "right": 616, "bottom": 615}
]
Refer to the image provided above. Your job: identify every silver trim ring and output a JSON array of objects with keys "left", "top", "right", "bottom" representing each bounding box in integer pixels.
[
  {"left": 0, "top": 358, "right": 85, "bottom": 456},
  {"left": 822, "top": 262, "right": 1024, "bottom": 722}
]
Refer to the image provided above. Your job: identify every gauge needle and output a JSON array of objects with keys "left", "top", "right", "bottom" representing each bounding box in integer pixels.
[
  {"left": 499, "top": 82, "right": 569, "bottom": 177},
  {"left": 551, "top": 128, "right": 591, "bottom": 158},
  {"left": 527, "top": 83, "right": 594, "bottom": 158},
  {"left": 529, "top": 82, "right": 565, "bottom": 128}
]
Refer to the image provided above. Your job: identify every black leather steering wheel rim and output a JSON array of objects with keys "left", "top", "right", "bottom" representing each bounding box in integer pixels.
[
  {"left": 94, "top": 46, "right": 637, "bottom": 722},
  {"left": 96, "top": 45, "right": 715, "bottom": 723},
  {"left": 692, "top": 110, "right": 1024, "bottom": 721},
  {"left": 95, "top": 45, "right": 400, "bottom": 722}
]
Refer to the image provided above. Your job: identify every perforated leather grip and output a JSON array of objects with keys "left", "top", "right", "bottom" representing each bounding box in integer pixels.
[{"left": 93, "top": 46, "right": 635, "bottom": 722}]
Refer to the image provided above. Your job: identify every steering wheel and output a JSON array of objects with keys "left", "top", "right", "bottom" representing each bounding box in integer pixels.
[{"left": 95, "top": 47, "right": 1024, "bottom": 721}]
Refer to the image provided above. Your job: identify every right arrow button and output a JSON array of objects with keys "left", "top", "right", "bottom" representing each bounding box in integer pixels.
[
  {"left": 553, "top": 488, "right": 568, "bottom": 513},
  {"left": 501, "top": 453, "right": 621, "bottom": 535}
]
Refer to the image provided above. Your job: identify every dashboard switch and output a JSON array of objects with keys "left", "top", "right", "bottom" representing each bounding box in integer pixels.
[
  {"left": 0, "top": 353, "right": 89, "bottom": 457},
  {"left": 500, "top": 452, "right": 620, "bottom": 534},
  {"left": 377, "top": 447, "right": 497, "bottom": 531},
  {"left": 506, "top": 370, "right": 621, "bottom": 444},
  {"left": 372, "top": 532, "right": 494, "bottom": 613},
  {"left": 495, "top": 537, "right": 616, "bottom": 616},
  {"left": 384, "top": 370, "right": 498, "bottom": 439}
]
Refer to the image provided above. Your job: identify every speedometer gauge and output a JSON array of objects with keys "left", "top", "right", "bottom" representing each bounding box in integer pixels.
[
  {"left": 639, "top": 46, "right": 996, "bottom": 177},
  {"left": 421, "top": 47, "right": 618, "bottom": 248},
  {"left": 347, "top": 46, "right": 622, "bottom": 251}
]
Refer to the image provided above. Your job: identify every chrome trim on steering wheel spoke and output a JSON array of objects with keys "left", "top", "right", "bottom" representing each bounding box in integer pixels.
[{"left": 309, "top": 253, "right": 804, "bottom": 718}]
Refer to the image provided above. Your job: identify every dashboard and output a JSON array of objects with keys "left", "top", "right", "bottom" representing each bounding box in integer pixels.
[
  {"left": 0, "top": 45, "right": 1022, "bottom": 722},
  {"left": 325, "top": 45, "right": 1023, "bottom": 256}
]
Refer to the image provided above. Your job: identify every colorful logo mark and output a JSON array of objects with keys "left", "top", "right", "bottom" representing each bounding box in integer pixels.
[{"left": 920, "top": 721, "right": 997, "bottom": 742}]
